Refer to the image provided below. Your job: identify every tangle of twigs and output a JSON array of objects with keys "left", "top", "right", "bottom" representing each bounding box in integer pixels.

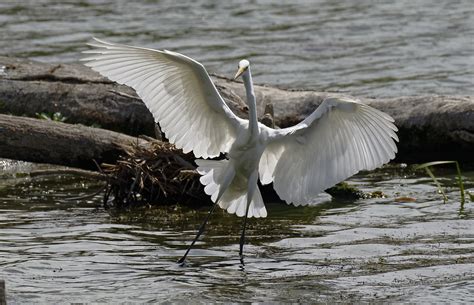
[{"left": 101, "top": 140, "right": 208, "bottom": 209}]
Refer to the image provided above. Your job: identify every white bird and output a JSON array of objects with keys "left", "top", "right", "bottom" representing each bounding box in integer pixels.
[{"left": 82, "top": 38, "right": 398, "bottom": 264}]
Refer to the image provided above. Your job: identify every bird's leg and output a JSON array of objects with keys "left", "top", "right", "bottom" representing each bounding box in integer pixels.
[
  {"left": 177, "top": 167, "right": 235, "bottom": 265},
  {"left": 239, "top": 171, "right": 258, "bottom": 265},
  {"left": 177, "top": 200, "right": 218, "bottom": 265},
  {"left": 239, "top": 200, "right": 252, "bottom": 265}
]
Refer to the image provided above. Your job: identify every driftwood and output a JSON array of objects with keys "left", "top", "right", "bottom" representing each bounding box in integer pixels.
[
  {"left": 0, "top": 56, "right": 473, "bottom": 162},
  {"left": 0, "top": 56, "right": 248, "bottom": 137},
  {"left": 0, "top": 113, "right": 209, "bottom": 206},
  {"left": 0, "top": 113, "right": 148, "bottom": 170}
]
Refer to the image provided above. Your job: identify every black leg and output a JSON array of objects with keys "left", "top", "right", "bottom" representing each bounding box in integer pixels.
[
  {"left": 177, "top": 201, "right": 218, "bottom": 265},
  {"left": 239, "top": 200, "right": 252, "bottom": 265}
]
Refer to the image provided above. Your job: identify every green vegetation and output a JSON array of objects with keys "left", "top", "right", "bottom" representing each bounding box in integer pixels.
[
  {"left": 35, "top": 112, "right": 67, "bottom": 122},
  {"left": 416, "top": 161, "right": 466, "bottom": 207},
  {"left": 326, "top": 182, "right": 364, "bottom": 200}
]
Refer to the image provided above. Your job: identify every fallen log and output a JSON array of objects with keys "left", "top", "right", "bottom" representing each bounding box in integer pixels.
[
  {"left": 0, "top": 113, "right": 207, "bottom": 207},
  {"left": 0, "top": 113, "right": 147, "bottom": 170},
  {"left": 223, "top": 80, "right": 474, "bottom": 163},
  {"left": 0, "top": 56, "right": 248, "bottom": 137},
  {"left": 1, "top": 55, "right": 473, "bottom": 163}
]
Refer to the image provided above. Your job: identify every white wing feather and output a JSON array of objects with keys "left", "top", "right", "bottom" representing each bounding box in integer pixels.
[
  {"left": 82, "top": 38, "right": 244, "bottom": 158},
  {"left": 259, "top": 97, "right": 398, "bottom": 205}
]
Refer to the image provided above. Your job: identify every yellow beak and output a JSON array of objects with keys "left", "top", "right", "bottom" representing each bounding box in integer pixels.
[{"left": 234, "top": 67, "right": 246, "bottom": 79}]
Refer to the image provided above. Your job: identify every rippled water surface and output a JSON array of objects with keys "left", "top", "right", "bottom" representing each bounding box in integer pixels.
[
  {"left": 1, "top": 160, "right": 473, "bottom": 303},
  {"left": 1, "top": 1, "right": 474, "bottom": 303},
  {"left": 1, "top": 0, "right": 473, "bottom": 96}
]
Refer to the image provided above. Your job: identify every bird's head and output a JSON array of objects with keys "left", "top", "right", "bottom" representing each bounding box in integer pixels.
[{"left": 234, "top": 59, "right": 250, "bottom": 79}]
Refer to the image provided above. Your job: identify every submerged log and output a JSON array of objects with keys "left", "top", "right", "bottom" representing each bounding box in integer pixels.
[{"left": 0, "top": 55, "right": 473, "bottom": 163}]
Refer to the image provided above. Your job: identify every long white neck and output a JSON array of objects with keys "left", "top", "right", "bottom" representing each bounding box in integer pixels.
[{"left": 242, "top": 68, "right": 259, "bottom": 139}]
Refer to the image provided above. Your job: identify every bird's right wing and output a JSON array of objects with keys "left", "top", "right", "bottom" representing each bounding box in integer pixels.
[
  {"left": 82, "top": 38, "right": 245, "bottom": 159},
  {"left": 258, "top": 97, "right": 398, "bottom": 205}
]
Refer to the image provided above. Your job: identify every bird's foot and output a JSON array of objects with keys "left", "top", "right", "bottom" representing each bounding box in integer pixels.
[
  {"left": 239, "top": 254, "right": 245, "bottom": 266},
  {"left": 177, "top": 256, "right": 187, "bottom": 266}
]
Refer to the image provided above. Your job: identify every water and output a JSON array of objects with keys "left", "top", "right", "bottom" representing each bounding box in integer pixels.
[
  {"left": 0, "top": 0, "right": 473, "bottom": 97},
  {"left": 1, "top": 160, "right": 473, "bottom": 303},
  {"left": 1, "top": 1, "right": 474, "bottom": 303}
]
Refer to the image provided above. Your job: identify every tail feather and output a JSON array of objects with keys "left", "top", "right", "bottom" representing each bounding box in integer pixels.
[
  {"left": 250, "top": 188, "right": 267, "bottom": 218},
  {"left": 196, "top": 159, "right": 268, "bottom": 218},
  {"left": 220, "top": 186, "right": 267, "bottom": 218},
  {"left": 196, "top": 159, "right": 230, "bottom": 202}
]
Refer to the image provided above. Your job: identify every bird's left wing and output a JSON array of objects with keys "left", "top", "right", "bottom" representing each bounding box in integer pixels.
[
  {"left": 82, "top": 38, "right": 244, "bottom": 159},
  {"left": 258, "top": 97, "right": 398, "bottom": 205}
]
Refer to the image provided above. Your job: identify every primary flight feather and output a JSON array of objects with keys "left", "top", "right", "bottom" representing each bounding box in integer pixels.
[{"left": 82, "top": 38, "right": 398, "bottom": 263}]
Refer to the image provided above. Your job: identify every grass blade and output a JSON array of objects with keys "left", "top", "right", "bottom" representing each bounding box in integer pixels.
[
  {"left": 415, "top": 161, "right": 465, "bottom": 206},
  {"left": 423, "top": 166, "right": 448, "bottom": 203}
]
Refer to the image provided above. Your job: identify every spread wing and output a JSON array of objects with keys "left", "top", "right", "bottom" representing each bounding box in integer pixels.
[
  {"left": 258, "top": 97, "right": 398, "bottom": 205},
  {"left": 82, "top": 38, "right": 244, "bottom": 158}
]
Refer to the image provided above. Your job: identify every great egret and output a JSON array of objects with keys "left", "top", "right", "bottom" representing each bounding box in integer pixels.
[{"left": 82, "top": 38, "right": 398, "bottom": 264}]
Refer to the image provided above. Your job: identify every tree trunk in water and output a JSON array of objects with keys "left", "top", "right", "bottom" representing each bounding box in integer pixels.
[
  {"left": 0, "top": 56, "right": 473, "bottom": 163},
  {"left": 0, "top": 113, "right": 148, "bottom": 171}
]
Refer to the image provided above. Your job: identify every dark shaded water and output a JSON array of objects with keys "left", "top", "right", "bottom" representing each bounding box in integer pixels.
[
  {"left": 1, "top": 160, "right": 473, "bottom": 303},
  {"left": 1, "top": 0, "right": 473, "bottom": 97}
]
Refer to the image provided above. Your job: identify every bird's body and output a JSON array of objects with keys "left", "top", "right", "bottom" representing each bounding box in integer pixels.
[
  {"left": 195, "top": 65, "right": 272, "bottom": 219},
  {"left": 82, "top": 38, "right": 398, "bottom": 263}
]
